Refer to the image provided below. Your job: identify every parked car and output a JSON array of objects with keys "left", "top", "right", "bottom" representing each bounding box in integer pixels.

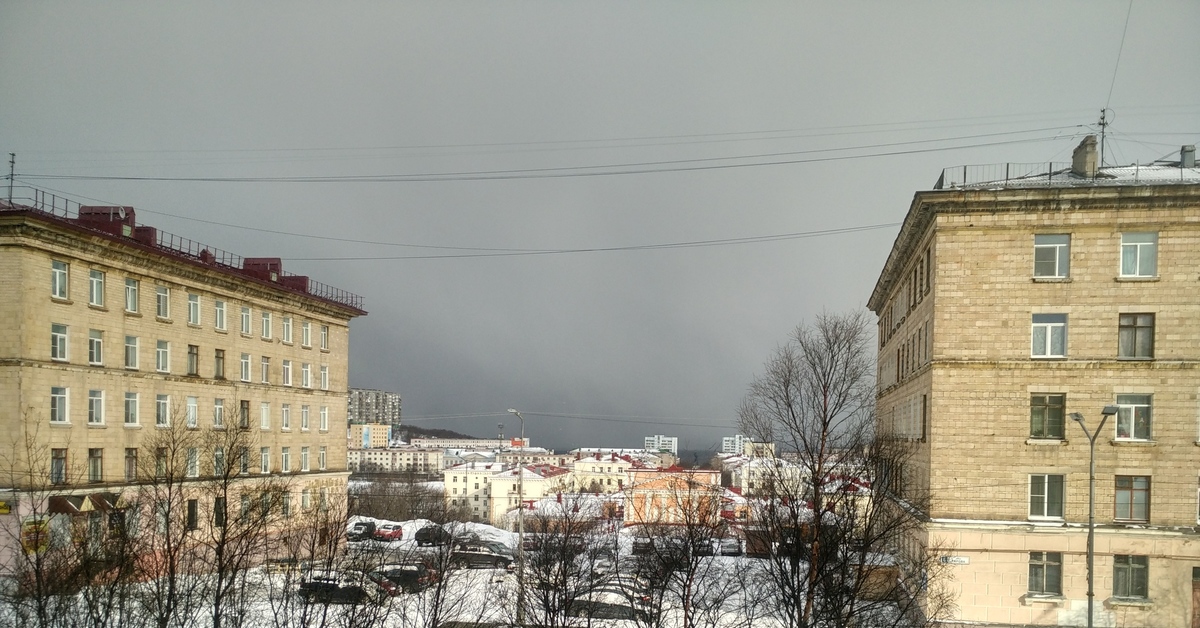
[
  {"left": 631, "top": 537, "right": 654, "bottom": 555},
  {"left": 375, "top": 562, "right": 439, "bottom": 593},
  {"left": 719, "top": 538, "right": 743, "bottom": 556},
  {"left": 450, "top": 541, "right": 513, "bottom": 569},
  {"left": 298, "top": 570, "right": 394, "bottom": 604},
  {"left": 373, "top": 523, "right": 404, "bottom": 541},
  {"left": 692, "top": 539, "right": 716, "bottom": 557},
  {"left": 565, "top": 586, "right": 653, "bottom": 622},
  {"left": 415, "top": 524, "right": 453, "bottom": 547},
  {"left": 346, "top": 521, "right": 376, "bottom": 541}
]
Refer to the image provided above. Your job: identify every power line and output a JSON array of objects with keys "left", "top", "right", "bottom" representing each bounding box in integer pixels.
[
  {"left": 1106, "top": 0, "right": 1135, "bottom": 110},
  {"left": 403, "top": 411, "right": 735, "bottom": 430}
]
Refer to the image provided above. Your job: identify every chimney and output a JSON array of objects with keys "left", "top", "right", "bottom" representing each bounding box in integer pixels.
[
  {"left": 1182, "top": 145, "right": 1196, "bottom": 168},
  {"left": 1071, "top": 135, "right": 1098, "bottom": 178}
]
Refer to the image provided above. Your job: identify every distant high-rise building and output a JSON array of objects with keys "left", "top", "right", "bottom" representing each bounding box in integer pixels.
[
  {"left": 721, "top": 434, "right": 748, "bottom": 454},
  {"left": 643, "top": 434, "right": 678, "bottom": 455},
  {"left": 347, "top": 388, "right": 402, "bottom": 426}
]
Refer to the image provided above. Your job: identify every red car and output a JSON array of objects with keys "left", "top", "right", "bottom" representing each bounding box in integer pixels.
[{"left": 373, "top": 523, "right": 404, "bottom": 541}]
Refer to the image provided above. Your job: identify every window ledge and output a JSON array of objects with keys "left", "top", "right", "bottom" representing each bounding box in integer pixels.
[
  {"left": 1108, "top": 597, "right": 1152, "bottom": 608},
  {"left": 1020, "top": 594, "right": 1064, "bottom": 606},
  {"left": 87, "top": 423, "right": 106, "bottom": 428},
  {"left": 1116, "top": 357, "right": 1154, "bottom": 362},
  {"left": 1031, "top": 356, "right": 1068, "bottom": 360},
  {"left": 124, "top": 311, "right": 142, "bottom": 318},
  {"left": 49, "top": 422, "right": 72, "bottom": 428},
  {"left": 1110, "top": 439, "right": 1157, "bottom": 447},
  {"left": 215, "top": 328, "right": 228, "bottom": 334},
  {"left": 1115, "top": 276, "right": 1159, "bottom": 282},
  {"left": 187, "top": 323, "right": 201, "bottom": 329},
  {"left": 1026, "top": 438, "right": 1068, "bottom": 446},
  {"left": 87, "top": 304, "right": 108, "bottom": 312},
  {"left": 1031, "top": 277, "right": 1071, "bottom": 283},
  {"left": 157, "top": 317, "right": 173, "bottom": 324},
  {"left": 123, "top": 424, "right": 141, "bottom": 429},
  {"left": 51, "top": 297, "right": 74, "bottom": 305}
]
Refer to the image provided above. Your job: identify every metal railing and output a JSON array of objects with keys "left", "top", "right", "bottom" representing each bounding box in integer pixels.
[
  {"left": 934, "top": 162, "right": 1073, "bottom": 189},
  {"left": 2, "top": 185, "right": 364, "bottom": 310}
]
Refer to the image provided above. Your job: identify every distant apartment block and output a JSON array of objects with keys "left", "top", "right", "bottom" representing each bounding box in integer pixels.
[
  {"left": 643, "top": 434, "right": 678, "bottom": 455},
  {"left": 347, "top": 388, "right": 401, "bottom": 426},
  {"left": 349, "top": 423, "right": 392, "bottom": 449},
  {"left": 410, "top": 436, "right": 528, "bottom": 450}
]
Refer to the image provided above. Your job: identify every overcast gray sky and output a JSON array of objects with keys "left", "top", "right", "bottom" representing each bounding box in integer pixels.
[{"left": 3, "top": 1, "right": 1197, "bottom": 453}]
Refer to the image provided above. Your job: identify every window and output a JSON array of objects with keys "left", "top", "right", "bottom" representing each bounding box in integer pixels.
[
  {"left": 301, "top": 322, "right": 311, "bottom": 347},
  {"left": 260, "top": 356, "right": 270, "bottom": 383},
  {"left": 260, "top": 402, "right": 270, "bottom": 430},
  {"left": 1116, "top": 394, "right": 1152, "bottom": 440},
  {"left": 156, "top": 394, "right": 169, "bottom": 426},
  {"left": 186, "top": 396, "right": 198, "bottom": 428},
  {"left": 260, "top": 447, "right": 270, "bottom": 473},
  {"left": 282, "top": 493, "right": 291, "bottom": 518},
  {"left": 156, "top": 286, "right": 170, "bottom": 318},
  {"left": 301, "top": 446, "right": 310, "bottom": 472},
  {"left": 240, "top": 354, "right": 251, "bottom": 381},
  {"left": 281, "top": 447, "right": 291, "bottom": 473},
  {"left": 213, "top": 447, "right": 225, "bottom": 475},
  {"left": 318, "top": 446, "right": 326, "bottom": 470},
  {"left": 187, "top": 345, "right": 199, "bottom": 375},
  {"left": 125, "top": 278, "right": 139, "bottom": 312},
  {"left": 282, "top": 316, "right": 292, "bottom": 343},
  {"left": 125, "top": 449, "right": 138, "bottom": 482},
  {"left": 88, "top": 330, "right": 104, "bottom": 365},
  {"left": 1028, "top": 552, "right": 1062, "bottom": 596},
  {"left": 301, "top": 363, "right": 311, "bottom": 388},
  {"left": 301, "top": 405, "right": 310, "bottom": 431},
  {"left": 89, "top": 270, "right": 105, "bottom": 306},
  {"left": 320, "top": 325, "right": 329, "bottom": 350},
  {"left": 187, "top": 294, "right": 200, "bottom": 325},
  {"left": 1030, "top": 474, "right": 1064, "bottom": 518},
  {"left": 124, "top": 392, "right": 138, "bottom": 425},
  {"left": 88, "top": 449, "right": 103, "bottom": 482},
  {"left": 51, "top": 324, "right": 68, "bottom": 361},
  {"left": 239, "top": 447, "right": 249, "bottom": 474},
  {"left": 1118, "top": 314, "right": 1154, "bottom": 359},
  {"left": 213, "top": 399, "right": 224, "bottom": 428},
  {"left": 214, "top": 300, "right": 226, "bottom": 330},
  {"left": 1033, "top": 234, "right": 1070, "bottom": 278},
  {"left": 1031, "top": 314, "right": 1067, "bottom": 358},
  {"left": 51, "top": 387, "right": 68, "bottom": 423},
  {"left": 319, "top": 365, "right": 329, "bottom": 390},
  {"left": 281, "top": 404, "right": 291, "bottom": 430},
  {"left": 319, "top": 406, "right": 328, "bottom": 431},
  {"left": 261, "top": 311, "right": 272, "bottom": 339},
  {"left": 1113, "top": 555, "right": 1149, "bottom": 599},
  {"left": 1030, "top": 394, "right": 1065, "bottom": 439},
  {"left": 213, "top": 349, "right": 225, "bottom": 379},
  {"left": 52, "top": 260, "right": 69, "bottom": 299},
  {"left": 51, "top": 449, "right": 67, "bottom": 484},
  {"left": 186, "top": 448, "right": 199, "bottom": 477},
  {"left": 238, "top": 400, "right": 250, "bottom": 429},
  {"left": 88, "top": 390, "right": 104, "bottom": 424},
  {"left": 156, "top": 340, "right": 170, "bottom": 372},
  {"left": 301, "top": 489, "right": 311, "bottom": 510},
  {"left": 282, "top": 360, "right": 292, "bottom": 386},
  {"left": 155, "top": 448, "right": 167, "bottom": 479},
  {"left": 186, "top": 499, "right": 198, "bottom": 530},
  {"left": 213, "top": 496, "right": 226, "bottom": 528},
  {"left": 1115, "top": 476, "right": 1150, "bottom": 522},
  {"left": 1120, "top": 232, "right": 1157, "bottom": 278},
  {"left": 240, "top": 306, "right": 251, "bottom": 334},
  {"left": 124, "top": 336, "right": 138, "bottom": 369}
]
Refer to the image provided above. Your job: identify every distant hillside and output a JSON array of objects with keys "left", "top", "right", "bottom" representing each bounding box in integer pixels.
[{"left": 392, "top": 425, "right": 478, "bottom": 442}]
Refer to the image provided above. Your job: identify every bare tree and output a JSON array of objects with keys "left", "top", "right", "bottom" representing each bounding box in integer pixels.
[{"left": 738, "top": 310, "right": 953, "bottom": 628}]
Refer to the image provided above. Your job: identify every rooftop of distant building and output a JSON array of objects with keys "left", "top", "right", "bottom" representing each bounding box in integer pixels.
[{"left": 0, "top": 185, "right": 364, "bottom": 313}]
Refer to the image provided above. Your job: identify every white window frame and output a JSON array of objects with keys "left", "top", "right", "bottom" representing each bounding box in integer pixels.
[
  {"left": 186, "top": 396, "right": 198, "bottom": 428},
  {"left": 282, "top": 316, "right": 292, "bottom": 343},
  {"left": 89, "top": 270, "right": 105, "bottom": 307},
  {"left": 187, "top": 294, "right": 200, "bottom": 325},
  {"left": 213, "top": 399, "right": 224, "bottom": 428},
  {"left": 51, "top": 387, "right": 69, "bottom": 423},
  {"left": 300, "top": 446, "right": 310, "bottom": 472},
  {"left": 319, "top": 365, "right": 329, "bottom": 390},
  {"left": 301, "top": 322, "right": 311, "bottom": 347},
  {"left": 156, "top": 287, "right": 170, "bottom": 319},
  {"left": 301, "top": 405, "right": 310, "bottom": 431},
  {"left": 186, "top": 448, "right": 199, "bottom": 478},
  {"left": 1120, "top": 232, "right": 1157, "bottom": 278},
  {"left": 260, "top": 447, "right": 270, "bottom": 473},
  {"left": 260, "top": 356, "right": 270, "bottom": 383},
  {"left": 156, "top": 340, "right": 170, "bottom": 373},
  {"left": 88, "top": 390, "right": 105, "bottom": 425},
  {"left": 1029, "top": 474, "right": 1064, "bottom": 519},
  {"left": 282, "top": 360, "right": 292, "bottom": 386},
  {"left": 1033, "top": 234, "right": 1070, "bottom": 278},
  {"left": 318, "top": 446, "right": 326, "bottom": 470},
  {"left": 156, "top": 394, "right": 170, "bottom": 426},
  {"left": 320, "top": 325, "right": 328, "bottom": 350},
  {"left": 281, "top": 404, "right": 291, "bottom": 430},
  {"left": 124, "top": 392, "right": 139, "bottom": 425},
  {"left": 124, "top": 278, "right": 139, "bottom": 312},
  {"left": 320, "top": 406, "right": 328, "bottom": 431},
  {"left": 51, "top": 260, "right": 69, "bottom": 299},
  {"left": 1115, "top": 394, "right": 1152, "bottom": 441},
  {"left": 240, "top": 306, "right": 251, "bottom": 334},
  {"left": 1031, "top": 314, "right": 1067, "bottom": 358},
  {"left": 301, "top": 363, "right": 311, "bottom": 388},
  {"left": 240, "top": 353, "right": 251, "bottom": 382},
  {"left": 281, "top": 447, "right": 291, "bottom": 473},
  {"left": 261, "top": 311, "right": 272, "bottom": 339},
  {"left": 260, "top": 402, "right": 270, "bottom": 430},
  {"left": 124, "top": 335, "right": 138, "bottom": 369},
  {"left": 51, "top": 324, "right": 68, "bottom": 361},
  {"left": 88, "top": 330, "right": 104, "bottom": 365},
  {"left": 214, "top": 300, "right": 226, "bottom": 330}
]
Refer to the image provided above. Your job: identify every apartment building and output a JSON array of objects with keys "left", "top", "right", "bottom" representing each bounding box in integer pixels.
[
  {"left": 643, "top": 434, "right": 679, "bottom": 455},
  {"left": 347, "top": 388, "right": 401, "bottom": 426},
  {"left": 868, "top": 139, "right": 1200, "bottom": 626},
  {"left": 0, "top": 194, "right": 364, "bottom": 551},
  {"left": 569, "top": 452, "right": 634, "bottom": 494},
  {"left": 347, "top": 445, "right": 443, "bottom": 474},
  {"left": 442, "top": 461, "right": 571, "bottom": 526},
  {"left": 348, "top": 422, "right": 392, "bottom": 449}
]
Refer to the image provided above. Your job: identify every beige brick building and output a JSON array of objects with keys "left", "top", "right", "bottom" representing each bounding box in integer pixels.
[
  {"left": 869, "top": 140, "right": 1200, "bottom": 626},
  {"left": 0, "top": 195, "right": 364, "bottom": 547}
]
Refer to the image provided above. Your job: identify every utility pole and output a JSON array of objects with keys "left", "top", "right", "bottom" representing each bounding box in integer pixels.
[
  {"left": 7, "top": 153, "right": 13, "bottom": 202},
  {"left": 1097, "top": 109, "right": 1110, "bottom": 171}
]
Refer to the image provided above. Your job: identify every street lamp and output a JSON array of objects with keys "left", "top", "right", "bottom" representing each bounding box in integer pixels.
[
  {"left": 1070, "top": 404, "right": 1118, "bottom": 628},
  {"left": 507, "top": 408, "right": 526, "bottom": 626}
]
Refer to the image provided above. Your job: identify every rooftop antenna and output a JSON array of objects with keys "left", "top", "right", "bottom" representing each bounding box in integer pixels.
[
  {"left": 1098, "top": 108, "right": 1112, "bottom": 169},
  {"left": 7, "top": 153, "right": 13, "bottom": 202}
]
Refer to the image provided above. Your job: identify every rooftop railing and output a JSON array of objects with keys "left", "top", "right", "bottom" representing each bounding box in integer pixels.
[{"left": 934, "top": 162, "right": 1072, "bottom": 189}]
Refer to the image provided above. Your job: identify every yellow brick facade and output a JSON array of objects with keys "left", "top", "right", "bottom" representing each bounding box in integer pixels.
[
  {"left": 870, "top": 178, "right": 1200, "bottom": 627},
  {"left": 0, "top": 207, "right": 363, "bottom": 531}
]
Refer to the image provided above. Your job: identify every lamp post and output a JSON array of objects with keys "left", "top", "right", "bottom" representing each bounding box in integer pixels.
[
  {"left": 1070, "top": 405, "right": 1118, "bottom": 628},
  {"left": 507, "top": 408, "right": 526, "bottom": 626}
]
